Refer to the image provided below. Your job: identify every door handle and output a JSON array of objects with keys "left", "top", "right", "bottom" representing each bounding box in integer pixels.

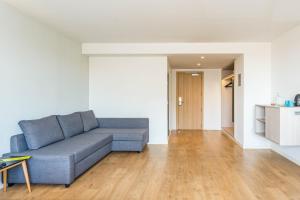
[{"left": 178, "top": 97, "right": 184, "bottom": 106}]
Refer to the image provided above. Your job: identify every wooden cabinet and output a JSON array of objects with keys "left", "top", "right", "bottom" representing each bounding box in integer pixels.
[
  {"left": 256, "top": 105, "right": 300, "bottom": 146},
  {"left": 265, "top": 107, "right": 280, "bottom": 144}
]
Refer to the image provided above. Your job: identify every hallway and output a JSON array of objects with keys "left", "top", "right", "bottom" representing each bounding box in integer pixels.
[{"left": 1, "top": 131, "right": 300, "bottom": 200}]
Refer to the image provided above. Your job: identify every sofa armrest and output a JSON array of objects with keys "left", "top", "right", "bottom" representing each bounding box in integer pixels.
[
  {"left": 10, "top": 134, "right": 29, "bottom": 153},
  {"left": 5, "top": 152, "right": 75, "bottom": 185},
  {"left": 97, "top": 118, "right": 149, "bottom": 129}
]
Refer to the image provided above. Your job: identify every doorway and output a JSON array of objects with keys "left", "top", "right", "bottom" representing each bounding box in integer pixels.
[
  {"left": 221, "top": 71, "right": 234, "bottom": 137},
  {"left": 176, "top": 72, "right": 203, "bottom": 130}
]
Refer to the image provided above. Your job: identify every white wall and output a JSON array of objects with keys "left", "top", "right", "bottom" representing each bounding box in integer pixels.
[
  {"left": 168, "top": 60, "right": 172, "bottom": 131},
  {"left": 234, "top": 56, "right": 245, "bottom": 146},
  {"left": 89, "top": 56, "right": 168, "bottom": 144},
  {"left": 272, "top": 26, "right": 300, "bottom": 100},
  {"left": 243, "top": 46, "right": 272, "bottom": 149},
  {"left": 221, "top": 78, "right": 233, "bottom": 128},
  {"left": 0, "top": 0, "right": 89, "bottom": 174},
  {"left": 83, "top": 42, "right": 271, "bottom": 149},
  {"left": 271, "top": 25, "right": 300, "bottom": 165},
  {"left": 169, "top": 69, "right": 222, "bottom": 130}
]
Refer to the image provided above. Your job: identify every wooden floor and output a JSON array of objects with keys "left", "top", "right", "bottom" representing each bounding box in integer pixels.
[
  {"left": 223, "top": 127, "right": 234, "bottom": 137},
  {"left": 1, "top": 130, "right": 300, "bottom": 200}
]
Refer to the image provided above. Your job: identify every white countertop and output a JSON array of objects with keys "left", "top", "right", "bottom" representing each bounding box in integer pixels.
[{"left": 256, "top": 104, "right": 300, "bottom": 109}]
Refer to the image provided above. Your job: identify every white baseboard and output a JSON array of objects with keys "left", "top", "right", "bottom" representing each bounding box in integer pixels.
[
  {"left": 271, "top": 147, "right": 300, "bottom": 166},
  {"left": 242, "top": 143, "right": 300, "bottom": 166}
]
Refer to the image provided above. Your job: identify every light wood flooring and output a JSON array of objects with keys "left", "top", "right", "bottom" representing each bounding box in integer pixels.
[
  {"left": 223, "top": 127, "right": 234, "bottom": 137},
  {"left": 1, "top": 130, "right": 300, "bottom": 200}
]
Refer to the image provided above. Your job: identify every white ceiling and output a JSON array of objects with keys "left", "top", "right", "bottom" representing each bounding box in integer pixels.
[
  {"left": 168, "top": 54, "right": 237, "bottom": 69},
  {"left": 4, "top": 0, "right": 300, "bottom": 43}
]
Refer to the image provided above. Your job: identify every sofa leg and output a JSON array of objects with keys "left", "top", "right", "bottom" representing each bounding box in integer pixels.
[
  {"left": 8, "top": 183, "right": 15, "bottom": 187},
  {"left": 65, "top": 184, "right": 70, "bottom": 188}
]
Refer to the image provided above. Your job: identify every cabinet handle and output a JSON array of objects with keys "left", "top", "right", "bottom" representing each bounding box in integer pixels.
[{"left": 295, "top": 111, "right": 300, "bottom": 115}]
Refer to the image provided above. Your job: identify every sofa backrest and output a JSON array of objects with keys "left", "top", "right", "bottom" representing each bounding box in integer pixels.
[
  {"left": 57, "top": 112, "right": 84, "bottom": 138},
  {"left": 9, "top": 110, "right": 97, "bottom": 153},
  {"left": 97, "top": 118, "right": 149, "bottom": 129},
  {"left": 80, "top": 110, "right": 99, "bottom": 131},
  {"left": 18, "top": 115, "right": 65, "bottom": 150}
]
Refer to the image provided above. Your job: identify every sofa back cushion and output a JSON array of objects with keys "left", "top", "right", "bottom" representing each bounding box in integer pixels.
[
  {"left": 19, "top": 115, "right": 65, "bottom": 150},
  {"left": 57, "top": 113, "right": 84, "bottom": 138},
  {"left": 80, "top": 110, "right": 99, "bottom": 132}
]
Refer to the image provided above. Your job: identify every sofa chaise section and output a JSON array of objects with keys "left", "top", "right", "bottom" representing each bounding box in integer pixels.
[{"left": 90, "top": 118, "right": 149, "bottom": 152}]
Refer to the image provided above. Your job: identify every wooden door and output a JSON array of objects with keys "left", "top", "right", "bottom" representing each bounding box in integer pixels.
[{"left": 177, "top": 72, "right": 203, "bottom": 130}]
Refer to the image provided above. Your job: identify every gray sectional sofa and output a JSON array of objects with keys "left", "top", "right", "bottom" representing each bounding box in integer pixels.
[{"left": 4, "top": 110, "right": 149, "bottom": 187}]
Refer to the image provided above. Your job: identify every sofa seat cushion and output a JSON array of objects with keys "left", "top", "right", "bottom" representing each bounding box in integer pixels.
[
  {"left": 19, "top": 116, "right": 65, "bottom": 150},
  {"left": 88, "top": 128, "right": 147, "bottom": 141},
  {"left": 28, "top": 133, "right": 113, "bottom": 163},
  {"left": 57, "top": 113, "right": 84, "bottom": 138}
]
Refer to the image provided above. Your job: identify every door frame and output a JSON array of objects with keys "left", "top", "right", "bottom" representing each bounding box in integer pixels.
[{"left": 176, "top": 71, "right": 204, "bottom": 130}]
